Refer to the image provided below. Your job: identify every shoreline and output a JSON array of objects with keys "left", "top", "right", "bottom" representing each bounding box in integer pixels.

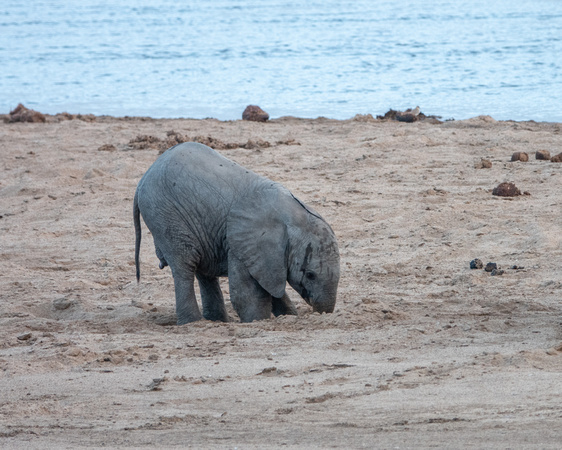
[{"left": 3, "top": 103, "right": 562, "bottom": 125}]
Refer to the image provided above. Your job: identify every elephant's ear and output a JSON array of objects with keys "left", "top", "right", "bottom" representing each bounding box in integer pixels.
[{"left": 227, "top": 186, "right": 288, "bottom": 298}]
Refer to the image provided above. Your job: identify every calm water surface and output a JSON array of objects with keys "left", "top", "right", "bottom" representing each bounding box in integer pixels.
[{"left": 1, "top": 1, "right": 562, "bottom": 121}]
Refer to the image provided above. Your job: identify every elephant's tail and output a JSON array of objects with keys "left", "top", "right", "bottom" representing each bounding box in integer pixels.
[{"left": 133, "top": 190, "right": 141, "bottom": 282}]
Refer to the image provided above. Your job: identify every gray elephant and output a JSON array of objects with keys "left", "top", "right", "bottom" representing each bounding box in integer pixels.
[{"left": 134, "top": 142, "right": 340, "bottom": 324}]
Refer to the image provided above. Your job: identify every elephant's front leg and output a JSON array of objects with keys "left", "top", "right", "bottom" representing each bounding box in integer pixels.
[
  {"left": 272, "top": 293, "right": 298, "bottom": 317},
  {"left": 228, "top": 255, "right": 272, "bottom": 322},
  {"left": 196, "top": 274, "right": 229, "bottom": 322},
  {"left": 171, "top": 268, "right": 202, "bottom": 325}
]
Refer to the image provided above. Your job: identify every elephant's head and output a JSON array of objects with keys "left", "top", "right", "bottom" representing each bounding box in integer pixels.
[
  {"left": 227, "top": 183, "right": 340, "bottom": 313},
  {"left": 283, "top": 196, "right": 340, "bottom": 313}
]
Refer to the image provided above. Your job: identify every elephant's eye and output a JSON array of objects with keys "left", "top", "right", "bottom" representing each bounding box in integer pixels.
[{"left": 305, "top": 271, "right": 317, "bottom": 281}]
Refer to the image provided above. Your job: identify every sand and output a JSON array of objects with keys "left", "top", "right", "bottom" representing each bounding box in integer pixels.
[{"left": 1, "top": 113, "right": 561, "bottom": 448}]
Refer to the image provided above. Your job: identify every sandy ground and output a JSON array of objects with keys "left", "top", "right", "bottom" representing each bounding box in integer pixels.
[{"left": 1, "top": 113, "right": 561, "bottom": 448}]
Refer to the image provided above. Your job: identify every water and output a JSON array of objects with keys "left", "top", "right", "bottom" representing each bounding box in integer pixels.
[{"left": 2, "top": 0, "right": 562, "bottom": 121}]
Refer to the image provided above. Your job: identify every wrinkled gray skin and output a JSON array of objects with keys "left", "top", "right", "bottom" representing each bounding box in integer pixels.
[{"left": 134, "top": 142, "right": 340, "bottom": 325}]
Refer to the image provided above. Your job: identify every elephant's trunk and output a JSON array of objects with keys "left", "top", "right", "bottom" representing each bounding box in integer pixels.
[
  {"left": 312, "top": 302, "right": 335, "bottom": 314},
  {"left": 310, "top": 289, "right": 337, "bottom": 314}
]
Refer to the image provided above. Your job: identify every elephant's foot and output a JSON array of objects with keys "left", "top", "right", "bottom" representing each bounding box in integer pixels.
[{"left": 176, "top": 309, "right": 203, "bottom": 325}]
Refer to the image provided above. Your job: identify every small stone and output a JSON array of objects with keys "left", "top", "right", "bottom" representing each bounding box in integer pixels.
[
  {"left": 148, "top": 354, "right": 159, "bottom": 361},
  {"left": 475, "top": 159, "right": 492, "bottom": 169},
  {"left": 484, "top": 262, "right": 497, "bottom": 272},
  {"left": 511, "top": 152, "right": 529, "bottom": 162},
  {"left": 551, "top": 152, "right": 562, "bottom": 163},
  {"left": 535, "top": 150, "right": 551, "bottom": 160},
  {"left": 492, "top": 182, "right": 521, "bottom": 197},
  {"left": 491, "top": 269, "right": 505, "bottom": 276},
  {"left": 67, "top": 347, "right": 81, "bottom": 357},
  {"left": 470, "top": 259, "right": 483, "bottom": 269},
  {"left": 53, "top": 297, "right": 72, "bottom": 310},
  {"left": 17, "top": 332, "right": 32, "bottom": 341},
  {"left": 148, "top": 377, "right": 167, "bottom": 391},
  {"left": 242, "top": 105, "right": 269, "bottom": 122}
]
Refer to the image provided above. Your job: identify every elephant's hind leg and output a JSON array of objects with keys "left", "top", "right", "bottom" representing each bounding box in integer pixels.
[
  {"left": 272, "top": 293, "right": 298, "bottom": 317},
  {"left": 171, "top": 268, "right": 202, "bottom": 325},
  {"left": 197, "top": 274, "right": 229, "bottom": 322}
]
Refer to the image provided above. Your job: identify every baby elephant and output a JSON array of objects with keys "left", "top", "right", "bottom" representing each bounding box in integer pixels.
[{"left": 134, "top": 142, "right": 340, "bottom": 324}]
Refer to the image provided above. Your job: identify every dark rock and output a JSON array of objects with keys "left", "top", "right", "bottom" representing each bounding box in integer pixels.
[
  {"left": 6, "top": 103, "right": 46, "bottom": 123},
  {"left": 395, "top": 113, "right": 418, "bottom": 123},
  {"left": 511, "top": 152, "right": 529, "bottom": 162},
  {"left": 242, "top": 105, "right": 269, "bottom": 122},
  {"left": 492, "top": 182, "right": 521, "bottom": 197},
  {"left": 396, "top": 106, "right": 421, "bottom": 123},
  {"left": 535, "top": 150, "right": 551, "bottom": 160},
  {"left": 551, "top": 152, "right": 562, "bottom": 163},
  {"left": 484, "top": 262, "right": 497, "bottom": 272},
  {"left": 470, "top": 259, "right": 483, "bottom": 269},
  {"left": 491, "top": 269, "right": 505, "bottom": 276}
]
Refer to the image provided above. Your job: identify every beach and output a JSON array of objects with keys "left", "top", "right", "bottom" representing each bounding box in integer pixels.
[{"left": 1, "top": 113, "right": 561, "bottom": 448}]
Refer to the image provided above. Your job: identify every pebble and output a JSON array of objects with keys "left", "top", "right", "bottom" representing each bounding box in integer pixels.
[
  {"left": 470, "top": 258, "right": 483, "bottom": 269},
  {"left": 535, "top": 150, "right": 551, "bottom": 160},
  {"left": 491, "top": 269, "right": 505, "bottom": 276},
  {"left": 475, "top": 159, "right": 492, "bottom": 169},
  {"left": 511, "top": 152, "right": 529, "bottom": 162},
  {"left": 492, "top": 182, "right": 521, "bottom": 197},
  {"left": 53, "top": 297, "right": 72, "bottom": 310},
  {"left": 67, "top": 347, "right": 82, "bottom": 357},
  {"left": 484, "top": 262, "right": 497, "bottom": 272},
  {"left": 148, "top": 377, "right": 167, "bottom": 391},
  {"left": 17, "top": 332, "right": 32, "bottom": 341},
  {"left": 551, "top": 152, "right": 562, "bottom": 163}
]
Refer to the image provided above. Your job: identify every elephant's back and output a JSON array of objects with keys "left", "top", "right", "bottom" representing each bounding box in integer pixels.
[
  {"left": 157, "top": 142, "right": 253, "bottom": 192},
  {"left": 136, "top": 142, "right": 261, "bottom": 234},
  {"left": 140, "top": 142, "right": 252, "bottom": 194}
]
